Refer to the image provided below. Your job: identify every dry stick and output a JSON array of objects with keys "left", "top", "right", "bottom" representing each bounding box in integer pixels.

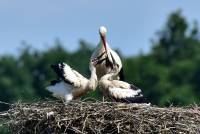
[
  {"left": 117, "top": 123, "right": 120, "bottom": 133},
  {"left": 71, "top": 127, "right": 85, "bottom": 134},
  {"left": 3, "top": 101, "right": 200, "bottom": 133},
  {"left": 82, "top": 115, "right": 90, "bottom": 132}
]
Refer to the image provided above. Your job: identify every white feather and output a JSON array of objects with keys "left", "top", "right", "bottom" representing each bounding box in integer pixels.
[
  {"left": 47, "top": 62, "right": 98, "bottom": 103},
  {"left": 46, "top": 81, "right": 73, "bottom": 100},
  {"left": 61, "top": 63, "right": 78, "bottom": 84},
  {"left": 109, "top": 88, "right": 141, "bottom": 99},
  {"left": 64, "top": 94, "right": 73, "bottom": 102}
]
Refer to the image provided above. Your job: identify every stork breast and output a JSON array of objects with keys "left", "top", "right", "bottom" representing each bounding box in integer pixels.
[{"left": 95, "top": 63, "right": 111, "bottom": 79}]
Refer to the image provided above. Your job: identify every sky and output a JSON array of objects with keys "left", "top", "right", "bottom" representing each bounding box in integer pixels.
[{"left": 0, "top": 1, "right": 200, "bottom": 56}]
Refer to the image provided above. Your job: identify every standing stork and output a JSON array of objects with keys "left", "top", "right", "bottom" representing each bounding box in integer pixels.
[
  {"left": 91, "top": 26, "right": 124, "bottom": 80},
  {"left": 46, "top": 62, "right": 98, "bottom": 103},
  {"left": 98, "top": 64, "right": 148, "bottom": 103}
]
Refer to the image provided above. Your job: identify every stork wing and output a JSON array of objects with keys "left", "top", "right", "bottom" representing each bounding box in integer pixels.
[
  {"left": 108, "top": 87, "right": 148, "bottom": 103},
  {"left": 51, "top": 63, "right": 81, "bottom": 87},
  {"left": 71, "top": 69, "right": 85, "bottom": 79},
  {"left": 109, "top": 87, "right": 142, "bottom": 99},
  {"left": 118, "top": 68, "right": 125, "bottom": 81},
  {"left": 111, "top": 80, "right": 130, "bottom": 89},
  {"left": 109, "top": 49, "right": 122, "bottom": 70}
]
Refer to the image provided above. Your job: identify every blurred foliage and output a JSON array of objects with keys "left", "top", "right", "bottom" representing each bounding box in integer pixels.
[
  {"left": 0, "top": 123, "right": 10, "bottom": 134},
  {"left": 0, "top": 11, "right": 200, "bottom": 112}
]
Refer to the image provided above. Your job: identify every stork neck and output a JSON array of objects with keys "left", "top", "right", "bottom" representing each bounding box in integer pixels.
[
  {"left": 88, "top": 68, "right": 98, "bottom": 90},
  {"left": 90, "top": 68, "right": 97, "bottom": 81}
]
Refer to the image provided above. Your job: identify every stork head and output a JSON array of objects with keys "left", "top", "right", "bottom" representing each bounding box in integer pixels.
[
  {"left": 89, "top": 60, "right": 96, "bottom": 71},
  {"left": 99, "top": 26, "right": 107, "bottom": 37},
  {"left": 99, "top": 26, "right": 107, "bottom": 52}
]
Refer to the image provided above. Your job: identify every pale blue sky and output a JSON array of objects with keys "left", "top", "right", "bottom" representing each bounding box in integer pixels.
[{"left": 0, "top": 1, "right": 200, "bottom": 56}]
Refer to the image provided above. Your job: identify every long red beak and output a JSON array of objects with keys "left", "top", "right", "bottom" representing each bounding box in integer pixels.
[{"left": 100, "top": 34, "right": 107, "bottom": 53}]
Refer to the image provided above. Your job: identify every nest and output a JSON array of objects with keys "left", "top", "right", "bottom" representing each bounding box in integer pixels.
[{"left": 1, "top": 100, "right": 200, "bottom": 134}]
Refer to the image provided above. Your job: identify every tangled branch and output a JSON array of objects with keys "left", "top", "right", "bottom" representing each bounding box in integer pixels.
[{"left": 1, "top": 100, "right": 200, "bottom": 134}]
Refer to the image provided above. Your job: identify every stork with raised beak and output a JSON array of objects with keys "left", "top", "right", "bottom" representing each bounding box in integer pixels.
[
  {"left": 46, "top": 62, "right": 98, "bottom": 103},
  {"left": 91, "top": 26, "right": 124, "bottom": 80}
]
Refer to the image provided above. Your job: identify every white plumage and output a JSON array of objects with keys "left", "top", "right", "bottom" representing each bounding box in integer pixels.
[
  {"left": 91, "top": 26, "right": 124, "bottom": 80},
  {"left": 99, "top": 71, "right": 148, "bottom": 103},
  {"left": 109, "top": 88, "right": 142, "bottom": 99},
  {"left": 47, "top": 80, "right": 73, "bottom": 100},
  {"left": 46, "top": 62, "right": 98, "bottom": 103},
  {"left": 59, "top": 63, "right": 79, "bottom": 85}
]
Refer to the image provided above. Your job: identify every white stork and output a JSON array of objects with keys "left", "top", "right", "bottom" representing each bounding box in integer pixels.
[
  {"left": 46, "top": 62, "right": 98, "bottom": 103},
  {"left": 98, "top": 64, "right": 148, "bottom": 103},
  {"left": 91, "top": 26, "right": 124, "bottom": 80}
]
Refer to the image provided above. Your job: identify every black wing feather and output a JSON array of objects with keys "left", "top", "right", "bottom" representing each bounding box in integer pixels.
[
  {"left": 50, "top": 79, "right": 62, "bottom": 86},
  {"left": 51, "top": 63, "right": 64, "bottom": 78},
  {"left": 130, "top": 84, "right": 140, "bottom": 90},
  {"left": 119, "top": 96, "right": 149, "bottom": 103},
  {"left": 119, "top": 68, "right": 125, "bottom": 81},
  {"left": 51, "top": 63, "right": 74, "bottom": 85},
  {"left": 115, "top": 84, "right": 149, "bottom": 103}
]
